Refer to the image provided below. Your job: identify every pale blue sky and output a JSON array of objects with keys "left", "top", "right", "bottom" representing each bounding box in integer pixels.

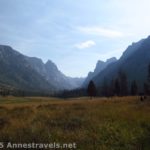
[{"left": 0, "top": 0, "right": 150, "bottom": 77}]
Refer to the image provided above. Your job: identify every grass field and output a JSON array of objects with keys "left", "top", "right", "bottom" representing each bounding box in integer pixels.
[{"left": 0, "top": 96, "right": 150, "bottom": 150}]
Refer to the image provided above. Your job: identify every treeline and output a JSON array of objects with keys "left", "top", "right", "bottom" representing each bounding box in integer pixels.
[
  {"left": 58, "top": 64, "right": 150, "bottom": 98},
  {"left": 56, "top": 88, "right": 87, "bottom": 98},
  {"left": 1, "top": 64, "right": 150, "bottom": 98},
  {"left": 97, "top": 70, "right": 133, "bottom": 97},
  {"left": 0, "top": 88, "right": 53, "bottom": 97},
  {"left": 90, "top": 63, "right": 150, "bottom": 98}
]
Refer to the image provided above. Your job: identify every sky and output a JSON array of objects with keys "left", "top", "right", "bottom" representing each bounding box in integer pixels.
[{"left": 0, "top": 0, "right": 150, "bottom": 77}]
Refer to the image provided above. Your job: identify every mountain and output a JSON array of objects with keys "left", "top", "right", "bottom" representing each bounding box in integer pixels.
[
  {"left": 25, "top": 58, "right": 84, "bottom": 91},
  {"left": 0, "top": 45, "right": 84, "bottom": 93},
  {"left": 91, "top": 36, "right": 150, "bottom": 90},
  {"left": 83, "top": 57, "right": 117, "bottom": 86},
  {"left": 0, "top": 45, "right": 55, "bottom": 93}
]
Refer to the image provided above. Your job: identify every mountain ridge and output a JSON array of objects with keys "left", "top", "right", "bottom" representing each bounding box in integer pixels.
[
  {"left": 91, "top": 35, "right": 150, "bottom": 90},
  {"left": 83, "top": 57, "right": 117, "bottom": 87},
  {"left": 0, "top": 45, "right": 84, "bottom": 92}
]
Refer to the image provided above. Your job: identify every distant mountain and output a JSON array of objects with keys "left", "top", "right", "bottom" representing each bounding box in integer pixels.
[
  {"left": 91, "top": 36, "right": 150, "bottom": 90},
  {"left": 0, "top": 45, "right": 84, "bottom": 92},
  {"left": 26, "top": 58, "right": 84, "bottom": 91},
  {"left": 0, "top": 45, "right": 55, "bottom": 93},
  {"left": 83, "top": 57, "right": 117, "bottom": 86}
]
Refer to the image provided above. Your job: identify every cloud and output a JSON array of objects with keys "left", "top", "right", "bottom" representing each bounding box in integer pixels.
[
  {"left": 75, "top": 40, "right": 96, "bottom": 49},
  {"left": 77, "top": 26, "right": 123, "bottom": 38}
]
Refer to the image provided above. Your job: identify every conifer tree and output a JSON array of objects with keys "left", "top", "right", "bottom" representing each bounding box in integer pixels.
[
  {"left": 131, "top": 80, "right": 138, "bottom": 95},
  {"left": 87, "top": 80, "right": 97, "bottom": 99},
  {"left": 118, "top": 70, "right": 128, "bottom": 96}
]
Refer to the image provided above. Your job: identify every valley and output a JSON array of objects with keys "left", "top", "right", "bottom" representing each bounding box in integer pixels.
[{"left": 0, "top": 96, "right": 150, "bottom": 149}]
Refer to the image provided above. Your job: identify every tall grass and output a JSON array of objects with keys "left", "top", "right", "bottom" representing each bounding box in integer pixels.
[{"left": 0, "top": 96, "right": 150, "bottom": 149}]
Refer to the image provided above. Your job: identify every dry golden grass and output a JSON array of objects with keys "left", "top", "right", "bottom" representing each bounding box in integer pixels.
[{"left": 0, "top": 96, "right": 150, "bottom": 150}]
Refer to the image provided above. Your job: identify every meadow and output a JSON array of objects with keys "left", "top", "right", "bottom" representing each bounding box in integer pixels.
[{"left": 0, "top": 96, "right": 150, "bottom": 150}]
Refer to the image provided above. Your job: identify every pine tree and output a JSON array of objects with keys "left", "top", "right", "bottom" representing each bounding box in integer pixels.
[
  {"left": 114, "top": 78, "right": 120, "bottom": 96},
  {"left": 109, "top": 79, "right": 115, "bottom": 97},
  {"left": 144, "top": 82, "right": 149, "bottom": 95},
  {"left": 87, "top": 80, "right": 97, "bottom": 99},
  {"left": 147, "top": 63, "right": 150, "bottom": 95},
  {"left": 131, "top": 80, "right": 138, "bottom": 95},
  {"left": 144, "top": 63, "right": 150, "bottom": 96},
  {"left": 118, "top": 70, "right": 128, "bottom": 96},
  {"left": 101, "top": 79, "right": 108, "bottom": 97}
]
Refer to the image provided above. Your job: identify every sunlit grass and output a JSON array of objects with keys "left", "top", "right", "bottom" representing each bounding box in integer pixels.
[{"left": 0, "top": 96, "right": 150, "bottom": 149}]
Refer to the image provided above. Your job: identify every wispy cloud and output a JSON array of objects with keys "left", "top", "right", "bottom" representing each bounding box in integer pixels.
[
  {"left": 75, "top": 40, "right": 96, "bottom": 49},
  {"left": 77, "top": 26, "right": 123, "bottom": 38}
]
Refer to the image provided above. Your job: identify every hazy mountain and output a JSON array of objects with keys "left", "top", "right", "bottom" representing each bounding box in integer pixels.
[
  {"left": 0, "top": 45, "right": 55, "bottom": 93},
  {"left": 91, "top": 36, "right": 150, "bottom": 90},
  {"left": 26, "top": 58, "right": 84, "bottom": 90},
  {"left": 83, "top": 57, "right": 117, "bottom": 86},
  {"left": 0, "top": 45, "right": 84, "bottom": 92},
  {"left": 1, "top": 34, "right": 149, "bottom": 94}
]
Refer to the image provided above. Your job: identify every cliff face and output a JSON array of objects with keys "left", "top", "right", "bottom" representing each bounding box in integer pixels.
[
  {"left": 83, "top": 57, "right": 117, "bottom": 87},
  {"left": 92, "top": 36, "right": 150, "bottom": 90}
]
